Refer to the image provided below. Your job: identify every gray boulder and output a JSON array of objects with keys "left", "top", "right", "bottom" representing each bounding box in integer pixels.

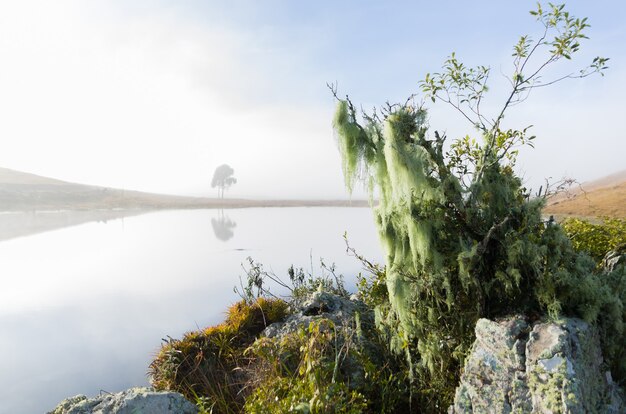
[
  {"left": 263, "top": 290, "right": 371, "bottom": 338},
  {"left": 450, "top": 317, "right": 624, "bottom": 413},
  {"left": 47, "top": 387, "right": 197, "bottom": 414}
]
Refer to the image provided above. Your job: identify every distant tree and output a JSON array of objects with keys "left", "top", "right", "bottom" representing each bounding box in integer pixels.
[{"left": 211, "top": 164, "right": 237, "bottom": 198}]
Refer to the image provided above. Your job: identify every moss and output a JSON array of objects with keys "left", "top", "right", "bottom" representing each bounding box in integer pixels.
[{"left": 148, "top": 298, "right": 288, "bottom": 413}]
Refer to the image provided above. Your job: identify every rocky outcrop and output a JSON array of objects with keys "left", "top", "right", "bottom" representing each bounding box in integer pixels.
[
  {"left": 450, "top": 317, "right": 624, "bottom": 413},
  {"left": 261, "top": 290, "right": 382, "bottom": 392},
  {"left": 263, "top": 290, "right": 371, "bottom": 338},
  {"left": 47, "top": 387, "right": 197, "bottom": 414}
]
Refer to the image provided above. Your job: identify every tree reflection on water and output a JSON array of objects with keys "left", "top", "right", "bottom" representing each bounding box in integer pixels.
[{"left": 211, "top": 210, "right": 236, "bottom": 241}]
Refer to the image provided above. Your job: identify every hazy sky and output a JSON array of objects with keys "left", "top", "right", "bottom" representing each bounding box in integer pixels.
[{"left": 0, "top": 1, "right": 624, "bottom": 199}]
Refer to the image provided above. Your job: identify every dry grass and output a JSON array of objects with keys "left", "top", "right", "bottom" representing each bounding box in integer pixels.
[
  {"left": 544, "top": 180, "right": 626, "bottom": 218},
  {"left": 149, "top": 298, "right": 289, "bottom": 413}
]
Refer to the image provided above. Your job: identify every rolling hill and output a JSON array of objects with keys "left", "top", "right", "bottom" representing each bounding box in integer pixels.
[
  {"left": 543, "top": 170, "right": 626, "bottom": 218},
  {"left": 0, "top": 167, "right": 219, "bottom": 211},
  {"left": 0, "top": 167, "right": 367, "bottom": 211}
]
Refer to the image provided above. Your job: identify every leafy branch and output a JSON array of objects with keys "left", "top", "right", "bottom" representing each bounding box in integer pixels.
[{"left": 420, "top": 2, "right": 608, "bottom": 185}]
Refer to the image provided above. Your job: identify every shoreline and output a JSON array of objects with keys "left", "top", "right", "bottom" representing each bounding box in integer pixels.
[{"left": 0, "top": 196, "right": 372, "bottom": 212}]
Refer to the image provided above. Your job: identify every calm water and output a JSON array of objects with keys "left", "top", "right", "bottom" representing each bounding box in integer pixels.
[{"left": 0, "top": 207, "right": 383, "bottom": 414}]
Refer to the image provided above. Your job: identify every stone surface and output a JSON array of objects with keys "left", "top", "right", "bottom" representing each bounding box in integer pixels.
[
  {"left": 263, "top": 290, "right": 371, "bottom": 338},
  {"left": 47, "top": 387, "right": 198, "bottom": 414},
  {"left": 450, "top": 317, "right": 624, "bottom": 413}
]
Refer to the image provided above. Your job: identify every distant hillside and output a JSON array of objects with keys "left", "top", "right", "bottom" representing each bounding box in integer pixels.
[
  {"left": 0, "top": 167, "right": 214, "bottom": 211},
  {"left": 543, "top": 170, "right": 626, "bottom": 218},
  {"left": 0, "top": 167, "right": 74, "bottom": 186},
  {"left": 0, "top": 167, "right": 368, "bottom": 211}
]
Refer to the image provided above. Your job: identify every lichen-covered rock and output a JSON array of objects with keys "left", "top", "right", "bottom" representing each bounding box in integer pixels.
[
  {"left": 262, "top": 291, "right": 376, "bottom": 385},
  {"left": 263, "top": 290, "right": 371, "bottom": 338},
  {"left": 245, "top": 290, "right": 402, "bottom": 412},
  {"left": 450, "top": 317, "right": 624, "bottom": 413},
  {"left": 450, "top": 317, "right": 531, "bottom": 413},
  {"left": 259, "top": 291, "right": 383, "bottom": 391},
  {"left": 47, "top": 387, "right": 197, "bottom": 414}
]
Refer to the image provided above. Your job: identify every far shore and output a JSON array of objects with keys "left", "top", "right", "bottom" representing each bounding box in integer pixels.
[
  {"left": 1, "top": 166, "right": 373, "bottom": 212},
  {"left": 0, "top": 197, "right": 371, "bottom": 213}
]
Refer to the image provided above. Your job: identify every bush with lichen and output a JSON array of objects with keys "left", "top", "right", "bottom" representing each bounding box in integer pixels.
[{"left": 331, "top": 3, "right": 623, "bottom": 411}]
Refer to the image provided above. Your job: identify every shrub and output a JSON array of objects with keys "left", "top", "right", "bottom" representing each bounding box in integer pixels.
[{"left": 561, "top": 217, "right": 626, "bottom": 263}]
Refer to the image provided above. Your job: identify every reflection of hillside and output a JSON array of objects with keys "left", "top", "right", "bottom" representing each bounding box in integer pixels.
[
  {"left": 0, "top": 210, "right": 147, "bottom": 242},
  {"left": 211, "top": 212, "right": 236, "bottom": 241}
]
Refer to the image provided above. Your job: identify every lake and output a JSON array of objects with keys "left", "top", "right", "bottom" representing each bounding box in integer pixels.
[{"left": 0, "top": 207, "right": 383, "bottom": 414}]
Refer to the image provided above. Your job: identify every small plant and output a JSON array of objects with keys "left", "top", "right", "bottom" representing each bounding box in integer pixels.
[
  {"left": 235, "top": 256, "right": 349, "bottom": 306},
  {"left": 229, "top": 241, "right": 417, "bottom": 412}
]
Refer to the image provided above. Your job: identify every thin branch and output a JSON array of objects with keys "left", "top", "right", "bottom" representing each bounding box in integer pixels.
[
  {"left": 522, "top": 70, "right": 598, "bottom": 89},
  {"left": 435, "top": 92, "right": 485, "bottom": 132}
]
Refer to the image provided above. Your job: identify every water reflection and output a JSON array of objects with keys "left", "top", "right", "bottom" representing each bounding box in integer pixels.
[
  {"left": 0, "top": 210, "right": 146, "bottom": 242},
  {"left": 0, "top": 208, "right": 383, "bottom": 414},
  {"left": 211, "top": 210, "right": 237, "bottom": 241},
  {"left": 0, "top": 208, "right": 240, "bottom": 244}
]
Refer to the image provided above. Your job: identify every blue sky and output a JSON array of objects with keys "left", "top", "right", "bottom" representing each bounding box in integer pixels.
[{"left": 0, "top": 1, "right": 624, "bottom": 198}]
